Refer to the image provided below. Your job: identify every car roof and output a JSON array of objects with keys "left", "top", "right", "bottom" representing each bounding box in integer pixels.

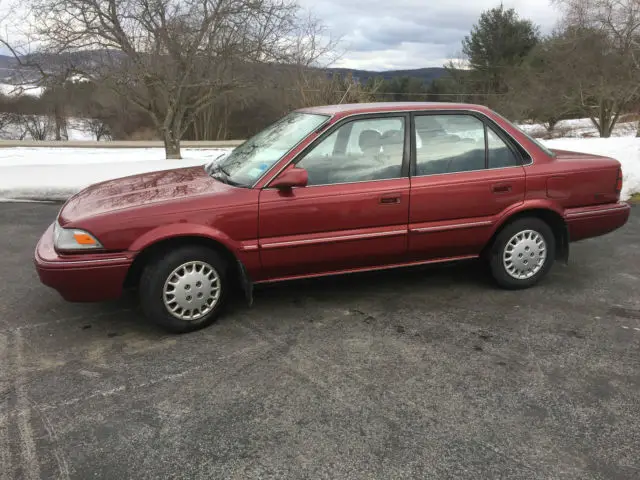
[{"left": 297, "top": 102, "right": 491, "bottom": 116}]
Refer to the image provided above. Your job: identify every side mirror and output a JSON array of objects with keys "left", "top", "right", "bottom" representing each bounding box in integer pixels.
[{"left": 270, "top": 167, "right": 308, "bottom": 189}]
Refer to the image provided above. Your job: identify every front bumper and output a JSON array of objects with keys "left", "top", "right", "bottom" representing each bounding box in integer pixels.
[{"left": 34, "top": 223, "right": 133, "bottom": 302}]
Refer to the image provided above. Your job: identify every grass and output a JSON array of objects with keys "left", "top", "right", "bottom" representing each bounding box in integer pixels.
[{"left": 628, "top": 192, "right": 640, "bottom": 204}]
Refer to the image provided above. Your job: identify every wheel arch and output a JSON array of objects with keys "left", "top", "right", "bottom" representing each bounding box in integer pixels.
[
  {"left": 124, "top": 233, "right": 253, "bottom": 302},
  {"left": 483, "top": 207, "right": 569, "bottom": 264}
]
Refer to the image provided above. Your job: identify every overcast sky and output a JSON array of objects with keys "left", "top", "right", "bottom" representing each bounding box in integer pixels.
[
  {"left": 299, "top": 0, "right": 562, "bottom": 71},
  {"left": 0, "top": 0, "right": 562, "bottom": 71}
]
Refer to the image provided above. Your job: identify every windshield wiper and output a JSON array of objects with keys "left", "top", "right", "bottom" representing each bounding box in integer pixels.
[{"left": 208, "top": 165, "right": 246, "bottom": 188}]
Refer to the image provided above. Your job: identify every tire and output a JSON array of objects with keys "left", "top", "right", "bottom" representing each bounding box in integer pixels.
[
  {"left": 139, "top": 245, "right": 229, "bottom": 333},
  {"left": 488, "top": 217, "right": 556, "bottom": 290}
]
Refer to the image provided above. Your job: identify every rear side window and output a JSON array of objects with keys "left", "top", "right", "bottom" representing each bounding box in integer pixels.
[
  {"left": 415, "top": 115, "right": 485, "bottom": 175},
  {"left": 414, "top": 113, "right": 521, "bottom": 176},
  {"left": 487, "top": 127, "right": 519, "bottom": 168}
]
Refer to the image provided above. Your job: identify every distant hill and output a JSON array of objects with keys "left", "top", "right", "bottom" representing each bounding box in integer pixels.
[
  {"left": 325, "top": 67, "right": 449, "bottom": 84},
  {"left": 0, "top": 51, "right": 450, "bottom": 87}
]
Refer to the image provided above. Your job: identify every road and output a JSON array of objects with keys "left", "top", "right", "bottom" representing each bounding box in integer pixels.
[{"left": 1, "top": 202, "right": 639, "bottom": 479}]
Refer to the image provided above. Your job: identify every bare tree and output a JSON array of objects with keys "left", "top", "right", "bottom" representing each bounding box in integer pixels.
[
  {"left": 554, "top": 0, "right": 640, "bottom": 134},
  {"left": 0, "top": 112, "right": 18, "bottom": 137},
  {"left": 12, "top": 0, "right": 335, "bottom": 158},
  {"left": 21, "top": 115, "right": 52, "bottom": 140},
  {"left": 559, "top": 27, "right": 637, "bottom": 137},
  {"left": 86, "top": 118, "right": 112, "bottom": 141},
  {"left": 505, "top": 37, "right": 581, "bottom": 132}
]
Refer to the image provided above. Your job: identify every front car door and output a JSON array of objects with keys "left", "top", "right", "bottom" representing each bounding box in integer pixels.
[
  {"left": 408, "top": 111, "right": 527, "bottom": 260},
  {"left": 257, "top": 113, "right": 411, "bottom": 280}
]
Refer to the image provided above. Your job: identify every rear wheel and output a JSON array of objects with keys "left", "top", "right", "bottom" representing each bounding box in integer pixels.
[
  {"left": 489, "top": 217, "right": 555, "bottom": 289},
  {"left": 139, "top": 245, "right": 229, "bottom": 333}
]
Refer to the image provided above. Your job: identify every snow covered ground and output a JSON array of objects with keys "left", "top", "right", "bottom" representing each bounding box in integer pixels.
[
  {"left": 0, "top": 83, "right": 44, "bottom": 98},
  {"left": 0, "top": 147, "right": 231, "bottom": 201},
  {"left": 518, "top": 118, "right": 637, "bottom": 139},
  {"left": 0, "top": 117, "right": 640, "bottom": 202}
]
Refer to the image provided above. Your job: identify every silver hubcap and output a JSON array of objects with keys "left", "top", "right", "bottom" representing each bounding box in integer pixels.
[
  {"left": 503, "top": 229, "right": 547, "bottom": 280},
  {"left": 163, "top": 261, "right": 221, "bottom": 321}
]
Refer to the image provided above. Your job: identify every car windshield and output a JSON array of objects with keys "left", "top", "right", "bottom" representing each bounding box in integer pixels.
[
  {"left": 209, "top": 111, "right": 330, "bottom": 187},
  {"left": 492, "top": 111, "right": 557, "bottom": 158}
]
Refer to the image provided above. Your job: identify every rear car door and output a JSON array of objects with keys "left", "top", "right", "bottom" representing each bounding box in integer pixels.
[
  {"left": 408, "top": 112, "right": 527, "bottom": 260},
  {"left": 257, "top": 113, "right": 411, "bottom": 280}
]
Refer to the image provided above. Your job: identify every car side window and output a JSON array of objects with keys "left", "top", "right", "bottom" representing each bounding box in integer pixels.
[
  {"left": 415, "top": 115, "right": 486, "bottom": 175},
  {"left": 297, "top": 117, "right": 405, "bottom": 186},
  {"left": 487, "top": 126, "right": 519, "bottom": 168}
]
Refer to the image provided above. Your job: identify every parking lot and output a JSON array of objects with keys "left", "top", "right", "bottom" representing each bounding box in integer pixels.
[{"left": 1, "top": 201, "right": 639, "bottom": 479}]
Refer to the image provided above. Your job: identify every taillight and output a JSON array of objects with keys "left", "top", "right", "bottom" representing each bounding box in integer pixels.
[{"left": 616, "top": 167, "right": 623, "bottom": 193}]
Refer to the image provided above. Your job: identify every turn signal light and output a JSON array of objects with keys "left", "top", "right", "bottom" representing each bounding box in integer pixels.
[
  {"left": 616, "top": 167, "right": 623, "bottom": 193},
  {"left": 73, "top": 232, "right": 98, "bottom": 245}
]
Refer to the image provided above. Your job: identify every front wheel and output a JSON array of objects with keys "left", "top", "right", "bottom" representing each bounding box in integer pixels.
[
  {"left": 139, "top": 246, "right": 229, "bottom": 333},
  {"left": 489, "top": 218, "right": 556, "bottom": 290}
]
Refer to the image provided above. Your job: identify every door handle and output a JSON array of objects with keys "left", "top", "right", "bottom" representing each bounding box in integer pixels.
[
  {"left": 492, "top": 184, "right": 512, "bottom": 193},
  {"left": 379, "top": 195, "right": 401, "bottom": 204}
]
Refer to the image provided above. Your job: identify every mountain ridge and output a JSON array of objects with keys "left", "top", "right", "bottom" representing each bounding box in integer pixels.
[{"left": 0, "top": 53, "right": 449, "bottom": 85}]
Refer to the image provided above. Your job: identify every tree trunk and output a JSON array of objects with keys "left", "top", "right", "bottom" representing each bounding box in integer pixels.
[
  {"left": 636, "top": 119, "right": 640, "bottom": 137},
  {"left": 163, "top": 130, "right": 181, "bottom": 159},
  {"left": 545, "top": 119, "right": 557, "bottom": 133},
  {"left": 54, "top": 103, "right": 66, "bottom": 141},
  {"left": 600, "top": 112, "right": 620, "bottom": 138},
  {"left": 54, "top": 115, "right": 62, "bottom": 140}
]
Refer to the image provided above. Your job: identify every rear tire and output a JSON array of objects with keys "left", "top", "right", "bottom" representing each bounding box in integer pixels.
[
  {"left": 489, "top": 217, "right": 555, "bottom": 290},
  {"left": 139, "top": 245, "right": 229, "bottom": 333}
]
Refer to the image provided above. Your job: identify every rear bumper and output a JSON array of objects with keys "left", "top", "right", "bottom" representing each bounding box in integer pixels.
[
  {"left": 564, "top": 201, "right": 631, "bottom": 242},
  {"left": 34, "top": 223, "right": 133, "bottom": 302}
]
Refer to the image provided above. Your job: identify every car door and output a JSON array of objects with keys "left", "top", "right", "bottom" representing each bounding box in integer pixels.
[
  {"left": 408, "top": 112, "right": 526, "bottom": 260},
  {"left": 257, "top": 113, "right": 411, "bottom": 280}
]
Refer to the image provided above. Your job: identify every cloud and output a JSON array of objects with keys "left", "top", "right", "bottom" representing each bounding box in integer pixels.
[{"left": 299, "top": 0, "right": 562, "bottom": 70}]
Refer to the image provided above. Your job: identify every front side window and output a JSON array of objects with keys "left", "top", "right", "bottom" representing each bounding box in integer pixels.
[
  {"left": 297, "top": 117, "right": 406, "bottom": 186},
  {"left": 210, "top": 112, "right": 329, "bottom": 187}
]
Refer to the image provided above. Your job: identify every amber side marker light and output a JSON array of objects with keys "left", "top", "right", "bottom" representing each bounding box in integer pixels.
[{"left": 73, "top": 232, "right": 98, "bottom": 245}]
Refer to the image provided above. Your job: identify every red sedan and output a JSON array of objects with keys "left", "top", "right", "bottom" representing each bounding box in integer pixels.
[{"left": 34, "top": 102, "right": 631, "bottom": 332}]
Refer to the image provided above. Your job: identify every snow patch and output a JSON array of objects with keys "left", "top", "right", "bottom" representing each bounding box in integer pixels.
[
  {"left": 0, "top": 134, "right": 639, "bottom": 203},
  {"left": 0, "top": 83, "right": 44, "bottom": 97},
  {"left": 0, "top": 147, "right": 232, "bottom": 201},
  {"left": 518, "top": 119, "right": 637, "bottom": 139}
]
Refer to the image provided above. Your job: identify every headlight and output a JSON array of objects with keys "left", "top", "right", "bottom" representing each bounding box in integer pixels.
[{"left": 53, "top": 222, "right": 103, "bottom": 251}]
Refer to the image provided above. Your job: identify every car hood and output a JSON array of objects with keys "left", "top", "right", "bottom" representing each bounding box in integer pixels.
[{"left": 58, "top": 166, "right": 230, "bottom": 225}]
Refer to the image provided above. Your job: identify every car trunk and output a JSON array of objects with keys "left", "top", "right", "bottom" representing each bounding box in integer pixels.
[{"left": 545, "top": 149, "right": 622, "bottom": 207}]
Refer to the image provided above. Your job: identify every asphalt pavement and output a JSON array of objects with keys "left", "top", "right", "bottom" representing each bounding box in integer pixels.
[{"left": 0, "top": 201, "right": 639, "bottom": 479}]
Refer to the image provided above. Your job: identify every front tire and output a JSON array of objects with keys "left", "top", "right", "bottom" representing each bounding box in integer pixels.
[
  {"left": 139, "top": 246, "right": 229, "bottom": 333},
  {"left": 489, "top": 218, "right": 555, "bottom": 290}
]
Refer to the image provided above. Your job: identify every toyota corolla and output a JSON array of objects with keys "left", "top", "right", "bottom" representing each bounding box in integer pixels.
[{"left": 34, "top": 102, "right": 630, "bottom": 332}]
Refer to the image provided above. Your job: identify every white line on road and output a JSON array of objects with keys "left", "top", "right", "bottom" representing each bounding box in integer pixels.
[
  {"left": 14, "top": 330, "right": 41, "bottom": 480},
  {"left": 620, "top": 326, "right": 640, "bottom": 332},
  {"left": 0, "top": 333, "right": 12, "bottom": 480},
  {"left": 39, "top": 342, "right": 271, "bottom": 412},
  {"left": 0, "top": 308, "right": 133, "bottom": 334}
]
